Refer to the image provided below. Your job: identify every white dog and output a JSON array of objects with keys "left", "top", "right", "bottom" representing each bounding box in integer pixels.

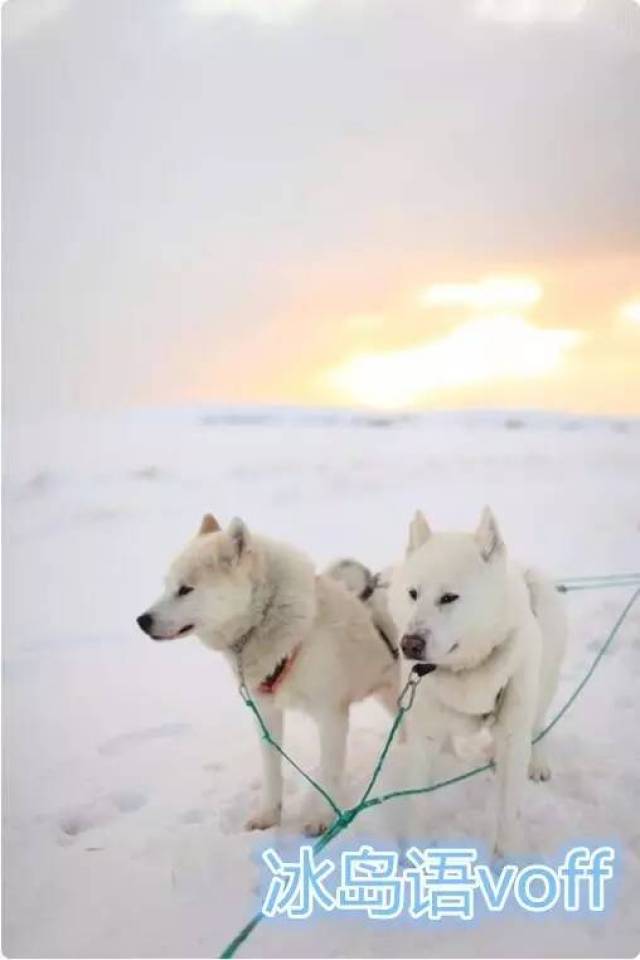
[
  {"left": 137, "top": 514, "right": 401, "bottom": 835},
  {"left": 388, "top": 507, "right": 567, "bottom": 857}
]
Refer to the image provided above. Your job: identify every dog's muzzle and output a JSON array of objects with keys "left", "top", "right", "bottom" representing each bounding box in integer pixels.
[
  {"left": 137, "top": 612, "right": 154, "bottom": 635},
  {"left": 401, "top": 632, "right": 429, "bottom": 661}
]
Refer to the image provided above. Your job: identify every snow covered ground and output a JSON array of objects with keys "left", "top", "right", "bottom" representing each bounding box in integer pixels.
[{"left": 3, "top": 406, "right": 640, "bottom": 958}]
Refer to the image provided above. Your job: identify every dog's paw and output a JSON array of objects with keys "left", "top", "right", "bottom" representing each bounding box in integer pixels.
[
  {"left": 492, "top": 820, "right": 525, "bottom": 864},
  {"left": 300, "top": 798, "right": 333, "bottom": 836},
  {"left": 528, "top": 757, "right": 551, "bottom": 781},
  {"left": 491, "top": 838, "right": 520, "bottom": 868},
  {"left": 302, "top": 816, "right": 330, "bottom": 837},
  {"left": 245, "top": 806, "right": 281, "bottom": 831}
]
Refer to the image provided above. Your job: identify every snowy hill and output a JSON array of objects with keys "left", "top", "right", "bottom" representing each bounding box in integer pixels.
[{"left": 3, "top": 407, "right": 640, "bottom": 957}]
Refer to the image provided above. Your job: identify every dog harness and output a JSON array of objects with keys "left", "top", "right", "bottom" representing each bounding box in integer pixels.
[
  {"left": 229, "top": 590, "right": 275, "bottom": 676},
  {"left": 257, "top": 646, "right": 301, "bottom": 695},
  {"left": 230, "top": 590, "right": 302, "bottom": 696}
]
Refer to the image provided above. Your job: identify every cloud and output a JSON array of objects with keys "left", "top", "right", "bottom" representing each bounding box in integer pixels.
[
  {"left": 343, "top": 313, "right": 387, "bottom": 333},
  {"left": 325, "top": 313, "right": 586, "bottom": 408},
  {"left": 420, "top": 275, "right": 542, "bottom": 311},
  {"left": 473, "top": 0, "right": 588, "bottom": 24},
  {"left": 3, "top": 0, "right": 638, "bottom": 415},
  {"left": 619, "top": 299, "right": 640, "bottom": 328}
]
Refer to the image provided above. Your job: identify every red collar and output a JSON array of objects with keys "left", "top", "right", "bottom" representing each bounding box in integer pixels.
[{"left": 258, "top": 645, "right": 301, "bottom": 695}]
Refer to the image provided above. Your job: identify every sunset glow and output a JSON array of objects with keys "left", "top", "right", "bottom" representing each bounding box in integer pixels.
[
  {"left": 4, "top": 0, "right": 639, "bottom": 419},
  {"left": 325, "top": 311, "right": 585, "bottom": 409},
  {"left": 420, "top": 276, "right": 542, "bottom": 311},
  {"left": 620, "top": 300, "right": 640, "bottom": 328},
  {"left": 323, "top": 274, "right": 588, "bottom": 409}
]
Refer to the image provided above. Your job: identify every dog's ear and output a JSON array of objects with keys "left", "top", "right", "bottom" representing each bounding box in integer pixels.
[
  {"left": 198, "top": 513, "right": 220, "bottom": 536},
  {"left": 227, "top": 516, "right": 251, "bottom": 559},
  {"left": 475, "top": 506, "right": 504, "bottom": 562},
  {"left": 407, "top": 510, "right": 431, "bottom": 555}
]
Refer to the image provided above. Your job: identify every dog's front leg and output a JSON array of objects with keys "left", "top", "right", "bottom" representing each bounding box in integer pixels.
[
  {"left": 246, "top": 698, "right": 283, "bottom": 831},
  {"left": 493, "top": 669, "right": 536, "bottom": 859},
  {"left": 301, "top": 706, "right": 348, "bottom": 837},
  {"left": 399, "top": 730, "right": 444, "bottom": 851}
]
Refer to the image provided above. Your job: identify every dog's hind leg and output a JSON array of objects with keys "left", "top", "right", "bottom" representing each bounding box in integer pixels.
[
  {"left": 528, "top": 640, "right": 564, "bottom": 781},
  {"left": 528, "top": 691, "right": 554, "bottom": 782},
  {"left": 245, "top": 699, "right": 283, "bottom": 831},
  {"left": 526, "top": 569, "right": 567, "bottom": 782}
]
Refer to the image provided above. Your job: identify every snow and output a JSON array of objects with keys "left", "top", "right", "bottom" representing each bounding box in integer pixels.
[{"left": 3, "top": 407, "right": 640, "bottom": 958}]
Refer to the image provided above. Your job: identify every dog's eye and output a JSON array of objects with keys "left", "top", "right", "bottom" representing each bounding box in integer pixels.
[
  {"left": 408, "top": 588, "right": 419, "bottom": 601},
  {"left": 439, "top": 592, "right": 459, "bottom": 606},
  {"left": 177, "top": 585, "right": 193, "bottom": 597}
]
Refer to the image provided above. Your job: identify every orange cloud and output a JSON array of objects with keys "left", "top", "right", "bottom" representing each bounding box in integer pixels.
[
  {"left": 420, "top": 276, "right": 542, "bottom": 312},
  {"left": 324, "top": 310, "right": 585, "bottom": 409},
  {"left": 619, "top": 299, "right": 640, "bottom": 328}
]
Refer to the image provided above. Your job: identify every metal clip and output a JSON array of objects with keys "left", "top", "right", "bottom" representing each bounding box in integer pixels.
[{"left": 398, "top": 669, "right": 423, "bottom": 711}]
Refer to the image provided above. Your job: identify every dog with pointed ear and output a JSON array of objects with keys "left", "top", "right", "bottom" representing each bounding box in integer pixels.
[
  {"left": 407, "top": 509, "right": 431, "bottom": 555},
  {"left": 198, "top": 513, "right": 221, "bottom": 536},
  {"left": 195, "top": 513, "right": 254, "bottom": 567},
  {"left": 226, "top": 516, "right": 251, "bottom": 560},
  {"left": 475, "top": 506, "right": 504, "bottom": 562}
]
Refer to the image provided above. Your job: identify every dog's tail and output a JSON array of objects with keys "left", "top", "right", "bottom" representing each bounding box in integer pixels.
[
  {"left": 323, "top": 558, "right": 376, "bottom": 601},
  {"left": 524, "top": 567, "right": 566, "bottom": 626},
  {"left": 325, "top": 558, "right": 400, "bottom": 663}
]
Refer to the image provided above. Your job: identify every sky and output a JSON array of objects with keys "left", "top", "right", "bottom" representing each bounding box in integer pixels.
[{"left": 3, "top": 0, "right": 640, "bottom": 417}]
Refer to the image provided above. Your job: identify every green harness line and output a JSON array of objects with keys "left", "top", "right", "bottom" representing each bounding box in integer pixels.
[
  {"left": 239, "top": 686, "right": 343, "bottom": 818},
  {"left": 558, "top": 572, "right": 640, "bottom": 583},
  {"left": 220, "top": 574, "right": 640, "bottom": 958}
]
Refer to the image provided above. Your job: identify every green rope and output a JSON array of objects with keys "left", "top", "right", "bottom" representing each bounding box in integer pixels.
[
  {"left": 219, "top": 578, "right": 640, "bottom": 958},
  {"left": 220, "top": 914, "right": 263, "bottom": 960},
  {"left": 239, "top": 684, "right": 342, "bottom": 817},
  {"left": 559, "top": 572, "right": 640, "bottom": 584},
  {"left": 530, "top": 583, "right": 640, "bottom": 742},
  {"left": 557, "top": 573, "right": 640, "bottom": 593},
  {"left": 559, "top": 580, "right": 640, "bottom": 593}
]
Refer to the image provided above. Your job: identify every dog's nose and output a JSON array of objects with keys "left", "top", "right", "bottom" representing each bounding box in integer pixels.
[
  {"left": 137, "top": 612, "right": 153, "bottom": 635},
  {"left": 401, "top": 633, "right": 427, "bottom": 661}
]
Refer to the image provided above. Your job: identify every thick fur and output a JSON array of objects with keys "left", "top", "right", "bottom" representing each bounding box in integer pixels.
[
  {"left": 388, "top": 507, "right": 567, "bottom": 857},
  {"left": 324, "top": 558, "right": 399, "bottom": 661},
  {"left": 138, "top": 518, "right": 400, "bottom": 835}
]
